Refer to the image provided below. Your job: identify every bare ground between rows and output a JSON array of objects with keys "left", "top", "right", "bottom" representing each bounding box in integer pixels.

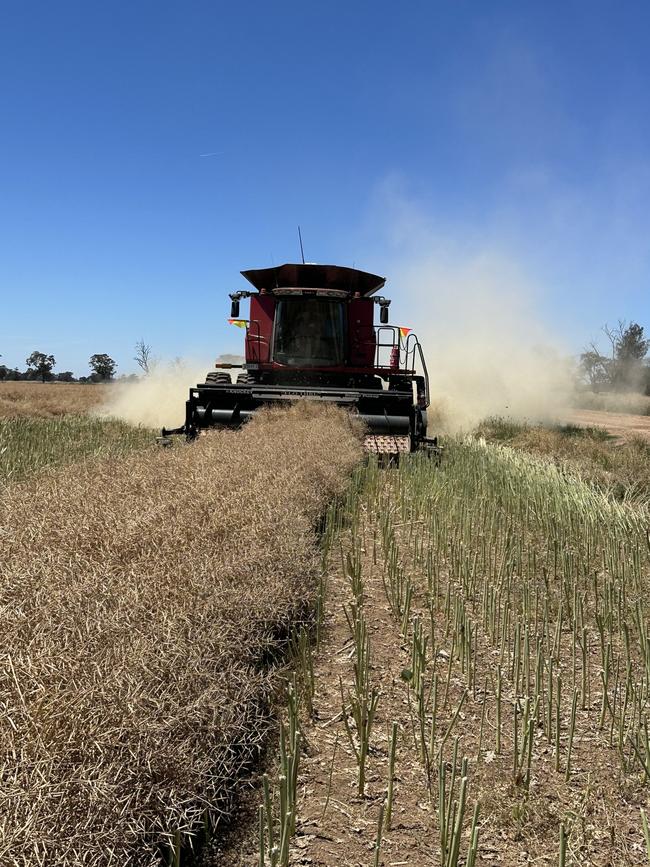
[
  {"left": 199, "top": 735, "right": 278, "bottom": 867},
  {"left": 216, "top": 502, "right": 649, "bottom": 866},
  {"left": 307, "top": 525, "right": 649, "bottom": 866}
]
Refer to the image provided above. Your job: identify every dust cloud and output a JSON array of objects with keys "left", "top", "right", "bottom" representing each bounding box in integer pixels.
[
  {"left": 99, "top": 239, "right": 572, "bottom": 434},
  {"left": 391, "top": 250, "right": 574, "bottom": 432},
  {"left": 96, "top": 359, "right": 223, "bottom": 429}
]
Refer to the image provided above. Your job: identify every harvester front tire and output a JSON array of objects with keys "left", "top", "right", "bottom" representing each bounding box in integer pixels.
[{"left": 206, "top": 372, "right": 231, "bottom": 384}]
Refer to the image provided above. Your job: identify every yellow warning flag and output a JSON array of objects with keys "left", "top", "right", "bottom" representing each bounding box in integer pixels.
[
  {"left": 228, "top": 319, "right": 248, "bottom": 328},
  {"left": 399, "top": 327, "right": 412, "bottom": 339}
]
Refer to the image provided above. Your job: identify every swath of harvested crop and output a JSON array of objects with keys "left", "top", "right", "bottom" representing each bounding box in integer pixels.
[{"left": 0, "top": 403, "right": 363, "bottom": 866}]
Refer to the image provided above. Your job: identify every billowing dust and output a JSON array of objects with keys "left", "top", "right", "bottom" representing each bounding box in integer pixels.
[
  {"left": 392, "top": 250, "right": 574, "bottom": 432},
  {"left": 96, "top": 359, "right": 223, "bottom": 429},
  {"left": 99, "top": 252, "right": 573, "bottom": 434}
]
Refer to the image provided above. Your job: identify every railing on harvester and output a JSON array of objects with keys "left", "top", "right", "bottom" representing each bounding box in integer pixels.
[
  {"left": 244, "top": 319, "right": 266, "bottom": 363},
  {"left": 373, "top": 326, "right": 430, "bottom": 407},
  {"left": 367, "top": 326, "right": 427, "bottom": 377}
]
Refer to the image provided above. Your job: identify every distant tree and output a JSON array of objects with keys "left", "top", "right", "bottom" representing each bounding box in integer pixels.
[
  {"left": 604, "top": 321, "right": 650, "bottom": 390},
  {"left": 26, "top": 350, "right": 56, "bottom": 382},
  {"left": 133, "top": 339, "right": 154, "bottom": 375},
  {"left": 0, "top": 364, "right": 8, "bottom": 381},
  {"left": 89, "top": 353, "right": 117, "bottom": 382},
  {"left": 614, "top": 321, "right": 649, "bottom": 362},
  {"left": 56, "top": 371, "right": 75, "bottom": 382}
]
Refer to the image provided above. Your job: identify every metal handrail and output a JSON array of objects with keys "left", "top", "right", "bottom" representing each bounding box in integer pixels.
[
  {"left": 245, "top": 319, "right": 265, "bottom": 363},
  {"left": 415, "top": 340, "right": 430, "bottom": 407}
]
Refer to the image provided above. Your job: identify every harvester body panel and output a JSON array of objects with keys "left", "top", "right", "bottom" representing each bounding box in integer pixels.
[{"left": 245, "top": 293, "right": 275, "bottom": 364}]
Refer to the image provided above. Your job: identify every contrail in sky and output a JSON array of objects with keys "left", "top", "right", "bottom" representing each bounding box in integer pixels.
[{"left": 199, "top": 151, "right": 222, "bottom": 157}]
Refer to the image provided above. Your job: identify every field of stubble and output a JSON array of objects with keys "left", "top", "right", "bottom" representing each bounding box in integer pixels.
[
  {"left": 0, "top": 386, "right": 362, "bottom": 865},
  {"left": 4, "top": 382, "right": 650, "bottom": 867}
]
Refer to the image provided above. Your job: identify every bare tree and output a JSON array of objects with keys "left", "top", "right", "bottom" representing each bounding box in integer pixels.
[
  {"left": 134, "top": 339, "right": 154, "bottom": 375},
  {"left": 579, "top": 341, "right": 611, "bottom": 390}
]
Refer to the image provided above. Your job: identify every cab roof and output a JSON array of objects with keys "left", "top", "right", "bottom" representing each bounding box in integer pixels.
[{"left": 241, "top": 263, "right": 386, "bottom": 297}]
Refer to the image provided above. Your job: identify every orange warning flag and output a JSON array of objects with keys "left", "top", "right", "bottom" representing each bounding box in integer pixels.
[
  {"left": 228, "top": 319, "right": 248, "bottom": 328},
  {"left": 399, "top": 327, "right": 411, "bottom": 339}
]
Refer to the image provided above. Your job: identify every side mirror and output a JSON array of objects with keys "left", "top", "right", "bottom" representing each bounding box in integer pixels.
[
  {"left": 380, "top": 306, "right": 389, "bottom": 324},
  {"left": 230, "top": 299, "right": 240, "bottom": 318}
]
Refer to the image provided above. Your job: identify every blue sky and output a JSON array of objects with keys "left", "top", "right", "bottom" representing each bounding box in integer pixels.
[{"left": 1, "top": 1, "right": 650, "bottom": 375}]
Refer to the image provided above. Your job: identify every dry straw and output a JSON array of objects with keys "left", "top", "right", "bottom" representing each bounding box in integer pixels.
[
  {"left": 0, "top": 382, "right": 106, "bottom": 418},
  {"left": 0, "top": 402, "right": 362, "bottom": 865}
]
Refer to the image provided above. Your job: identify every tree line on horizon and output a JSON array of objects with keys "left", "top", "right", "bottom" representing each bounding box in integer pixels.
[
  {"left": 1, "top": 327, "right": 649, "bottom": 395},
  {"left": 0, "top": 352, "right": 119, "bottom": 384},
  {"left": 0, "top": 341, "right": 153, "bottom": 384}
]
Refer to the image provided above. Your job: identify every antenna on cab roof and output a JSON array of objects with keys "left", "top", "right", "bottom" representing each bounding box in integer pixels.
[{"left": 297, "top": 225, "right": 305, "bottom": 264}]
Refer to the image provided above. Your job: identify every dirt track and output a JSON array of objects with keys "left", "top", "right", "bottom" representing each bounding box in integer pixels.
[{"left": 566, "top": 408, "right": 650, "bottom": 442}]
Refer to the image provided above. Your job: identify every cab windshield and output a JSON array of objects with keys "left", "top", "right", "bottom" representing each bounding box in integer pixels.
[{"left": 273, "top": 298, "right": 346, "bottom": 367}]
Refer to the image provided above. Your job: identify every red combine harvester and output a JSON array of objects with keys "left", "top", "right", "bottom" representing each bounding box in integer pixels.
[{"left": 162, "top": 263, "right": 439, "bottom": 457}]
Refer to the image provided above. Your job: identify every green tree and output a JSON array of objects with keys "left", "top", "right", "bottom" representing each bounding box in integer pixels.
[
  {"left": 26, "top": 350, "right": 56, "bottom": 382},
  {"left": 604, "top": 321, "right": 650, "bottom": 390},
  {"left": 89, "top": 353, "right": 117, "bottom": 381},
  {"left": 615, "top": 322, "right": 649, "bottom": 362}
]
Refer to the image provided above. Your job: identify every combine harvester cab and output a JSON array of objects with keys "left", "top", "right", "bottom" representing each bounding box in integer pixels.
[{"left": 162, "top": 263, "right": 439, "bottom": 458}]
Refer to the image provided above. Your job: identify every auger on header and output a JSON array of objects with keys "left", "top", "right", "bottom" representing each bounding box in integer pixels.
[{"left": 161, "top": 263, "right": 440, "bottom": 458}]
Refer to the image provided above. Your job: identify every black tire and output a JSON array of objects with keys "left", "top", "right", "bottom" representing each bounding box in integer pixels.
[
  {"left": 236, "top": 373, "right": 254, "bottom": 384},
  {"left": 205, "top": 371, "right": 231, "bottom": 384}
]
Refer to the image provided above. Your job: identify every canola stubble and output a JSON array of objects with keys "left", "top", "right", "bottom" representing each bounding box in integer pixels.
[{"left": 0, "top": 404, "right": 362, "bottom": 866}]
